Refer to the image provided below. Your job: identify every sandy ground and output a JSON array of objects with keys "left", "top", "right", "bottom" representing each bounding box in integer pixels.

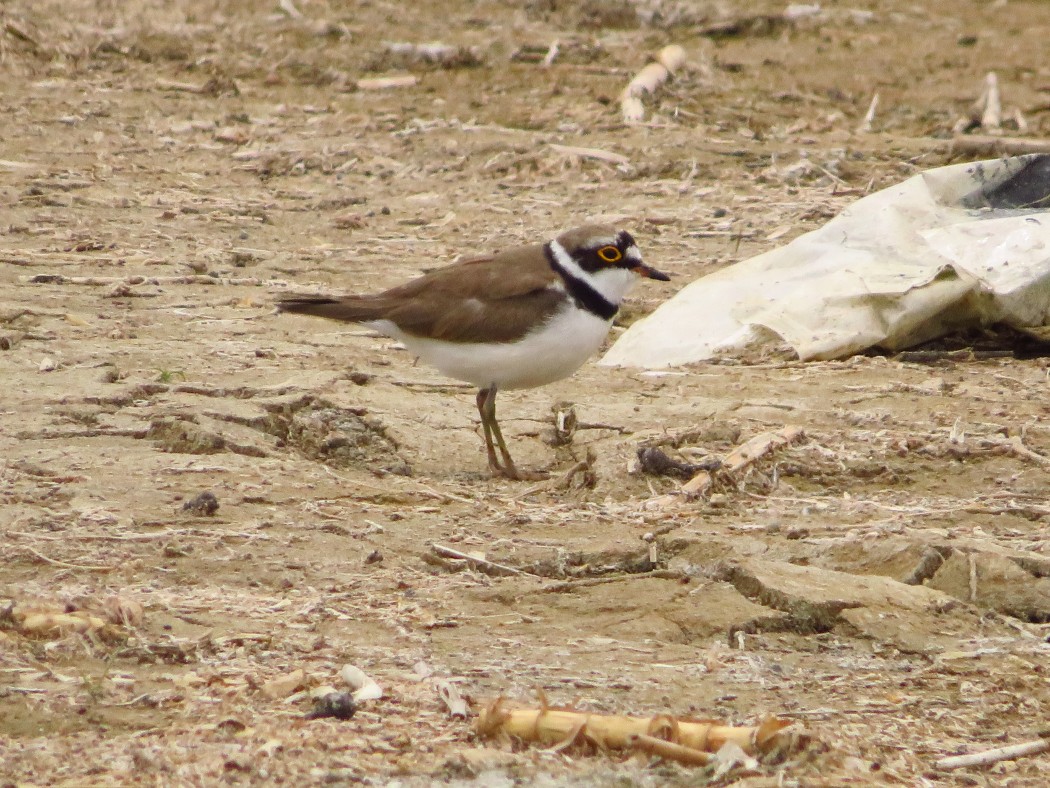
[{"left": 2, "top": 0, "right": 1050, "bottom": 785}]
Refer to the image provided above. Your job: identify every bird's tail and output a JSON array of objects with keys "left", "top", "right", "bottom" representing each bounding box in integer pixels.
[{"left": 276, "top": 295, "right": 386, "bottom": 324}]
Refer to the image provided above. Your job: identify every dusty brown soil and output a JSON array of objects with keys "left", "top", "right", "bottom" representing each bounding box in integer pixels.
[{"left": 3, "top": 1, "right": 1050, "bottom": 785}]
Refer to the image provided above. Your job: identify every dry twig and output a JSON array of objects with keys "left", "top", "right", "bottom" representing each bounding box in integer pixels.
[
  {"left": 435, "top": 679, "right": 468, "bottom": 719},
  {"left": 949, "top": 134, "right": 1050, "bottom": 156},
  {"left": 935, "top": 737, "right": 1050, "bottom": 770},
  {"left": 541, "top": 40, "right": 559, "bottom": 68},
  {"left": 17, "top": 545, "right": 116, "bottom": 572},
  {"left": 968, "top": 553, "right": 978, "bottom": 602},
  {"left": 857, "top": 92, "right": 879, "bottom": 134},
  {"left": 278, "top": 0, "right": 304, "bottom": 19},
  {"left": 429, "top": 543, "right": 536, "bottom": 578},
  {"left": 1001, "top": 435, "right": 1050, "bottom": 468},
  {"left": 551, "top": 448, "right": 597, "bottom": 490},
  {"left": 621, "top": 45, "right": 686, "bottom": 123},
  {"left": 28, "top": 274, "right": 268, "bottom": 287},
  {"left": 356, "top": 75, "right": 417, "bottom": 90},
  {"left": 684, "top": 426, "right": 805, "bottom": 495},
  {"left": 548, "top": 144, "right": 630, "bottom": 166},
  {"left": 981, "top": 72, "right": 1002, "bottom": 133},
  {"left": 647, "top": 426, "right": 805, "bottom": 508}
]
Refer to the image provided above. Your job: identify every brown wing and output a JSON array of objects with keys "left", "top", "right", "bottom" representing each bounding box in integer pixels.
[
  {"left": 280, "top": 243, "right": 567, "bottom": 344},
  {"left": 385, "top": 284, "right": 566, "bottom": 343},
  {"left": 377, "top": 242, "right": 566, "bottom": 343}
]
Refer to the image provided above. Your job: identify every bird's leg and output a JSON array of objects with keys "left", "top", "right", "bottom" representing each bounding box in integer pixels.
[
  {"left": 487, "top": 390, "right": 523, "bottom": 480},
  {"left": 477, "top": 388, "right": 549, "bottom": 481},
  {"left": 478, "top": 386, "right": 523, "bottom": 480},
  {"left": 476, "top": 388, "right": 506, "bottom": 476}
]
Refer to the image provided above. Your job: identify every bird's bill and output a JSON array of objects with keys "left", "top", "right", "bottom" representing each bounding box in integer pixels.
[{"left": 632, "top": 263, "right": 671, "bottom": 281}]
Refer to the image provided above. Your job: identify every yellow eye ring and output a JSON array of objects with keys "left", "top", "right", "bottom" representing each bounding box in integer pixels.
[{"left": 597, "top": 246, "right": 622, "bottom": 263}]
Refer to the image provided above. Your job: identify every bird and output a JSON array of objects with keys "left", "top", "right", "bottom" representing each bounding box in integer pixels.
[{"left": 277, "top": 224, "right": 669, "bottom": 480}]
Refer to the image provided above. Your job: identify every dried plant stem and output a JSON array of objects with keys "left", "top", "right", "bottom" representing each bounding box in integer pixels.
[
  {"left": 548, "top": 144, "right": 629, "bottom": 166},
  {"left": 935, "top": 737, "right": 1050, "bottom": 770},
  {"left": 551, "top": 447, "right": 596, "bottom": 490},
  {"left": 475, "top": 697, "right": 800, "bottom": 760},
  {"left": 968, "top": 553, "right": 978, "bottom": 602},
  {"left": 28, "top": 274, "right": 267, "bottom": 287},
  {"left": 430, "top": 543, "right": 535, "bottom": 577},
  {"left": 278, "top": 0, "right": 303, "bottom": 18},
  {"left": 857, "top": 92, "right": 879, "bottom": 133},
  {"left": 628, "top": 733, "right": 713, "bottom": 765},
  {"left": 356, "top": 75, "right": 417, "bottom": 90},
  {"left": 18, "top": 545, "right": 116, "bottom": 572},
  {"left": 951, "top": 129, "right": 1050, "bottom": 153},
  {"left": 684, "top": 426, "right": 805, "bottom": 495},
  {"left": 621, "top": 45, "right": 686, "bottom": 123},
  {"left": 1003, "top": 435, "right": 1050, "bottom": 467},
  {"left": 541, "top": 40, "right": 559, "bottom": 68},
  {"left": 981, "top": 72, "right": 1002, "bottom": 133},
  {"left": 645, "top": 426, "right": 804, "bottom": 508},
  {"left": 434, "top": 679, "right": 468, "bottom": 719}
]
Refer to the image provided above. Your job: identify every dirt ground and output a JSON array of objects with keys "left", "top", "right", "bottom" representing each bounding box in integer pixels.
[{"left": 2, "top": 0, "right": 1050, "bottom": 785}]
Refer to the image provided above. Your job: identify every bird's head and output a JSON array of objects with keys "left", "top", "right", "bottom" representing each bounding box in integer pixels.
[{"left": 551, "top": 224, "right": 670, "bottom": 305}]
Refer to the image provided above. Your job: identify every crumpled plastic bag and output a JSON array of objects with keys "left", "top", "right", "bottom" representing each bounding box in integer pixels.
[{"left": 601, "top": 154, "right": 1050, "bottom": 367}]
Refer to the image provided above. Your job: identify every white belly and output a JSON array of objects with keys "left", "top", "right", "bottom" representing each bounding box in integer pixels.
[{"left": 369, "top": 306, "right": 612, "bottom": 390}]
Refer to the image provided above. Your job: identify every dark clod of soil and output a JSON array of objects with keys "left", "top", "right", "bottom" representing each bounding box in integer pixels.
[
  {"left": 305, "top": 692, "right": 357, "bottom": 721},
  {"left": 182, "top": 491, "right": 219, "bottom": 516},
  {"left": 637, "top": 445, "right": 720, "bottom": 479}
]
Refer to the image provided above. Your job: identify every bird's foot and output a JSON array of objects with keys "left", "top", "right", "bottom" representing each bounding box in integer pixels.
[
  {"left": 506, "top": 467, "right": 550, "bottom": 482},
  {"left": 487, "top": 459, "right": 549, "bottom": 482}
]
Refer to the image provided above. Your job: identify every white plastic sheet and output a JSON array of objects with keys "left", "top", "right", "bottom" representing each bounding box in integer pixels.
[{"left": 601, "top": 155, "right": 1050, "bottom": 367}]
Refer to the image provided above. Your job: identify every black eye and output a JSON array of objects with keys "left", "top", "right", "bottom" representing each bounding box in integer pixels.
[{"left": 597, "top": 246, "right": 622, "bottom": 263}]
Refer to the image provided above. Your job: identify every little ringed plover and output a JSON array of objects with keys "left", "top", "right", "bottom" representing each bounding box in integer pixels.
[{"left": 278, "top": 224, "right": 669, "bottom": 479}]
